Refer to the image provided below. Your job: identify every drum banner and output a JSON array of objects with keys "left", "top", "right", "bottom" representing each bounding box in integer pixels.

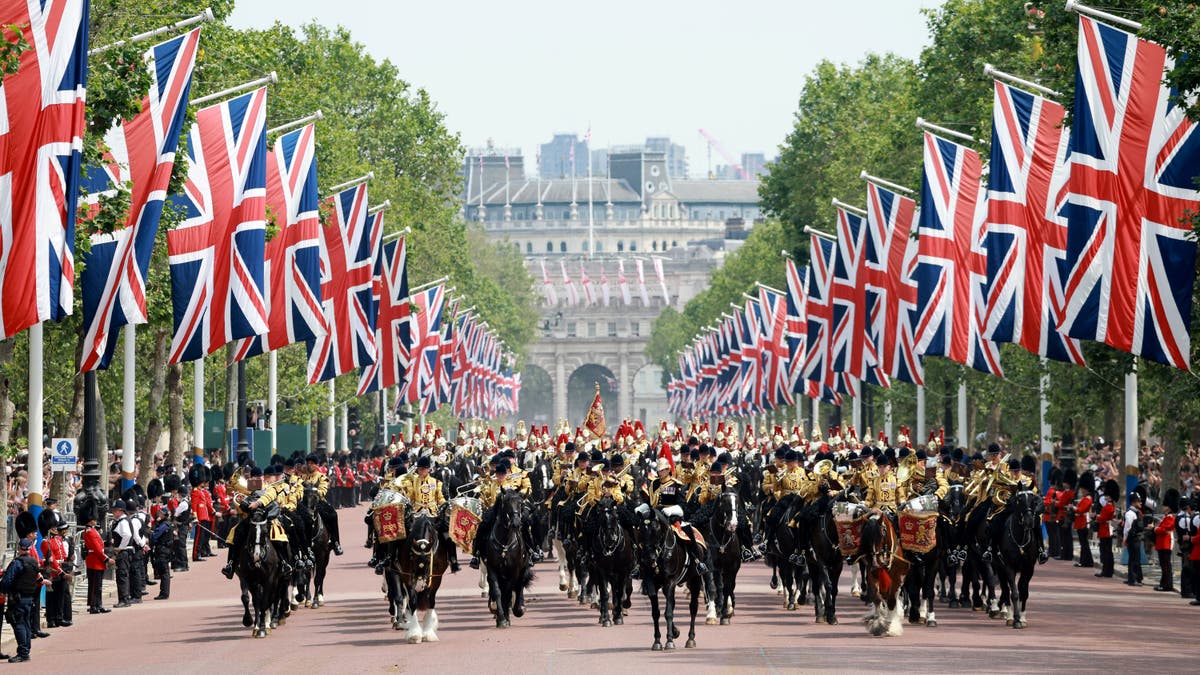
[
  {"left": 374, "top": 502, "right": 406, "bottom": 544},
  {"left": 449, "top": 504, "right": 482, "bottom": 553},
  {"left": 835, "top": 516, "right": 866, "bottom": 556},
  {"left": 899, "top": 511, "right": 938, "bottom": 554}
]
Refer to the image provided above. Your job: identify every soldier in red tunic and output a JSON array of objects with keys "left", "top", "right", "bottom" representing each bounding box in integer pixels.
[
  {"left": 1072, "top": 472, "right": 1095, "bottom": 568},
  {"left": 1095, "top": 479, "right": 1119, "bottom": 578},
  {"left": 1154, "top": 489, "right": 1180, "bottom": 592},
  {"left": 39, "top": 521, "right": 71, "bottom": 627}
]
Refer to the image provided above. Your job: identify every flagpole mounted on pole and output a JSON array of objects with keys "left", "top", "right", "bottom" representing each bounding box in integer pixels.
[
  {"left": 916, "top": 385, "right": 926, "bottom": 447},
  {"left": 88, "top": 7, "right": 214, "bottom": 57},
  {"left": 236, "top": 360, "right": 251, "bottom": 465},
  {"left": 121, "top": 325, "right": 137, "bottom": 492},
  {"left": 193, "top": 361, "right": 205, "bottom": 461},
  {"left": 1124, "top": 359, "right": 1139, "bottom": 505},
  {"left": 27, "top": 322, "right": 44, "bottom": 514},
  {"left": 75, "top": 369, "right": 107, "bottom": 524}
]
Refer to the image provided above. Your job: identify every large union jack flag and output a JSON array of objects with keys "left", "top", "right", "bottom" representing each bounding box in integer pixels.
[
  {"left": 1060, "top": 16, "right": 1200, "bottom": 369},
  {"left": 805, "top": 233, "right": 857, "bottom": 398},
  {"left": 831, "top": 206, "right": 888, "bottom": 387},
  {"left": 358, "top": 233, "right": 410, "bottom": 396},
  {"left": 0, "top": 0, "right": 89, "bottom": 337},
  {"left": 983, "top": 80, "right": 1084, "bottom": 365},
  {"left": 914, "top": 132, "right": 1003, "bottom": 376},
  {"left": 306, "top": 183, "right": 378, "bottom": 382},
  {"left": 80, "top": 28, "right": 198, "bottom": 371},
  {"left": 758, "top": 286, "right": 794, "bottom": 408},
  {"left": 401, "top": 283, "right": 445, "bottom": 406},
  {"left": 864, "top": 181, "right": 924, "bottom": 385},
  {"left": 235, "top": 122, "right": 325, "bottom": 361},
  {"left": 167, "top": 87, "right": 269, "bottom": 363}
]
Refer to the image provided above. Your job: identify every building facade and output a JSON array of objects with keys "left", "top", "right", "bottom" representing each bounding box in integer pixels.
[{"left": 469, "top": 145, "right": 762, "bottom": 426}]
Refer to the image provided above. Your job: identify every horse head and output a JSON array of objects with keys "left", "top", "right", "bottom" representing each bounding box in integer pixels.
[
  {"left": 1010, "top": 490, "right": 1040, "bottom": 537},
  {"left": 715, "top": 491, "right": 740, "bottom": 534},
  {"left": 941, "top": 484, "right": 967, "bottom": 521}
]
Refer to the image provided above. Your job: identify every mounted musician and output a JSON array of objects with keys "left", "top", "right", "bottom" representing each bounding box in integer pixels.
[
  {"left": 299, "top": 454, "right": 344, "bottom": 556},
  {"left": 401, "top": 455, "right": 459, "bottom": 573},
  {"left": 222, "top": 465, "right": 293, "bottom": 579}
]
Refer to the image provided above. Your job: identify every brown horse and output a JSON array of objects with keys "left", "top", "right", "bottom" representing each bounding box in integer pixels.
[{"left": 859, "top": 511, "right": 910, "bottom": 637}]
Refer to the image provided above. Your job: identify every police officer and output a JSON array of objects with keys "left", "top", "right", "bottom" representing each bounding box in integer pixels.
[{"left": 109, "top": 500, "right": 139, "bottom": 608}]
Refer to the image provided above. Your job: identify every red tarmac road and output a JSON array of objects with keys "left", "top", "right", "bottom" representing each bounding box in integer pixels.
[{"left": 22, "top": 511, "right": 1192, "bottom": 673}]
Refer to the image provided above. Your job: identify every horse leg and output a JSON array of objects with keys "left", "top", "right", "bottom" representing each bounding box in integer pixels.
[
  {"left": 850, "top": 561, "right": 862, "bottom": 598},
  {"left": 252, "top": 584, "right": 267, "bottom": 638},
  {"left": 780, "top": 564, "right": 796, "bottom": 610},
  {"left": 811, "top": 556, "right": 827, "bottom": 624},
  {"left": 241, "top": 583, "right": 253, "bottom": 627},
  {"left": 555, "top": 539, "right": 569, "bottom": 591},
  {"left": 314, "top": 555, "right": 328, "bottom": 607},
  {"left": 649, "top": 589, "right": 663, "bottom": 651},
  {"left": 685, "top": 580, "right": 699, "bottom": 648},
  {"left": 924, "top": 563, "right": 938, "bottom": 627},
  {"left": 906, "top": 567, "right": 922, "bottom": 624},
  {"left": 663, "top": 586, "right": 678, "bottom": 649},
  {"left": 405, "top": 589, "right": 425, "bottom": 643},
  {"left": 421, "top": 606, "right": 440, "bottom": 642},
  {"left": 827, "top": 558, "right": 842, "bottom": 625},
  {"left": 599, "top": 571, "right": 613, "bottom": 627},
  {"left": 706, "top": 568, "right": 721, "bottom": 626},
  {"left": 1013, "top": 565, "right": 1031, "bottom": 629}
]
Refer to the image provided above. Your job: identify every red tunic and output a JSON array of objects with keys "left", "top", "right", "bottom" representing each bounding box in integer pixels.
[
  {"left": 1074, "top": 496, "right": 1093, "bottom": 530},
  {"left": 1043, "top": 487, "right": 1057, "bottom": 523},
  {"left": 1055, "top": 489, "right": 1075, "bottom": 522},
  {"left": 83, "top": 526, "right": 109, "bottom": 571},
  {"left": 1154, "top": 513, "right": 1176, "bottom": 551},
  {"left": 40, "top": 536, "right": 67, "bottom": 577},
  {"left": 214, "top": 483, "right": 231, "bottom": 515},
  {"left": 1097, "top": 502, "right": 1116, "bottom": 539},
  {"left": 190, "top": 487, "right": 212, "bottom": 522}
]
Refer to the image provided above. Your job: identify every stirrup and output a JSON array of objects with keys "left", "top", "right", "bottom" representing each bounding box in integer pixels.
[
  {"left": 469, "top": 556, "right": 480, "bottom": 569},
  {"left": 982, "top": 549, "right": 993, "bottom": 562},
  {"left": 221, "top": 563, "right": 235, "bottom": 579}
]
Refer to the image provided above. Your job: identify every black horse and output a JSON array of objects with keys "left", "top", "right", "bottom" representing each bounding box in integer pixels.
[
  {"left": 586, "top": 496, "right": 635, "bottom": 627},
  {"left": 299, "top": 485, "right": 332, "bottom": 608},
  {"left": 804, "top": 501, "right": 844, "bottom": 625},
  {"left": 936, "top": 484, "right": 969, "bottom": 607},
  {"left": 993, "top": 490, "right": 1040, "bottom": 629},
  {"left": 636, "top": 505, "right": 703, "bottom": 651},
  {"left": 482, "top": 490, "right": 534, "bottom": 628},
  {"left": 901, "top": 514, "right": 941, "bottom": 628},
  {"left": 392, "top": 509, "right": 450, "bottom": 643},
  {"left": 236, "top": 508, "right": 285, "bottom": 638},
  {"left": 706, "top": 490, "right": 743, "bottom": 625},
  {"left": 762, "top": 498, "right": 808, "bottom": 611}
]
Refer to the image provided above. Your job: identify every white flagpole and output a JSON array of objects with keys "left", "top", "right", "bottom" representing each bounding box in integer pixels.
[
  {"left": 326, "top": 381, "right": 335, "bottom": 456},
  {"left": 587, "top": 127, "right": 594, "bottom": 259},
  {"left": 27, "top": 323, "right": 44, "bottom": 509},
  {"left": 1124, "top": 359, "right": 1138, "bottom": 502},
  {"left": 193, "top": 360, "right": 204, "bottom": 458},
  {"left": 89, "top": 8, "right": 214, "bottom": 56},
  {"left": 1039, "top": 357, "right": 1052, "bottom": 489},
  {"left": 122, "top": 325, "right": 137, "bottom": 480},
  {"left": 852, "top": 393, "right": 862, "bottom": 437},
  {"left": 340, "top": 403, "right": 348, "bottom": 451},
  {"left": 269, "top": 350, "right": 278, "bottom": 454},
  {"left": 957, "top": 381, "right": 968, "bottom": 448},
  {"left": 916, "top": 385, "right": 926, "bottom": 446},
  {"left": 884, "top": 399, "right": 893, "bottom": 443}
]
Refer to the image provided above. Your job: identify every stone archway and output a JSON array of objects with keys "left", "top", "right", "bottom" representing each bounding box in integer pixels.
[
  {"left": 518, "top": 364, "right": 553, "bottom": 425},
  {"left": 567, "top": 364, "right": 618, "bottom": 428}
]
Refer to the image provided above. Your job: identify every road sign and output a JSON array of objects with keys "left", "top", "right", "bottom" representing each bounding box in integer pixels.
[{"left": 50, "top": 437, "right": 78, "bottom": 472}]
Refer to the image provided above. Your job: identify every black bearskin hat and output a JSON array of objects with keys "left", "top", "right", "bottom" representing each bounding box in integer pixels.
[
  {"left": 1020, "top": 454, "right": 1037, "bottom": 474},
  {"left": 1102, "top": 479, "right": 1120, "bottom": 501},
  {"left": 1163, "top": 487, "right": 1181, "bottom": 511},
  {"left": 1062, "top": 468, "right": 1078, "bottom": 489}
]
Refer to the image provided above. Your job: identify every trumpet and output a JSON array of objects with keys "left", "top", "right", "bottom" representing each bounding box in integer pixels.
[{"left": 455, "top": 479, "right": 481, "bottom": 496}]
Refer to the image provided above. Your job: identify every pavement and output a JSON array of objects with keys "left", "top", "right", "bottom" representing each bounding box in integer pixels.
[{"left": 7, "top": 509, "right": 1195, "bottom": 673}]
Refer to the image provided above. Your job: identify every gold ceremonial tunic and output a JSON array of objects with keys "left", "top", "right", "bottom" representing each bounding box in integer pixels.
[{"left": 403, "top": 474, "right": 445, "bottom": 514}]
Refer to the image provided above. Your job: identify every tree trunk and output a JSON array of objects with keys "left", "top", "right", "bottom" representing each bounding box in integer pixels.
[
  {"left": 1104, "top": 393, "right": 1119, "bottom": 448},
  {"left": 167, "top": 362, "right": 185, "bottom": 470},
  {"left": 1160, "top": 396, "right": 1182, "bottom": 503},
  {"left": 986, "top": 402, "right": 1002, "bottom": 447},
  {"left": 63, "top": 333, "right": 86, "bottom": 439},
  {"left": 137, "top": 328, "right": 170, "bottom": 485}
]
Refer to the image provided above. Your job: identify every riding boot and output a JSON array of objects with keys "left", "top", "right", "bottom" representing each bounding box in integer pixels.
[{"left": 221, "top": 523, "right": 246, "bottom": 579}]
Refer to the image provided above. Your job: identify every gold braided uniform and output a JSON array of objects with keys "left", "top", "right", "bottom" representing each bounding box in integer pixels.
[
  {"left": 225, "top": 480, "right": 288, "bottom": 544},
  {"left": 402, "top": 474, "right": 445, "bottom": 515},
  {"left": 695, "top": 472, "right": 738, "bottom": 505},
  {"left": 774, "top": 466, "right": 810, "bottom": 501},
  {"left": 866, "top": 472, "right": 905, "bottom": 512},
  {"left": 583, "top": 472, "right": 631, "bottom": 506},
  {"left": 479, "top": 475, "right": 502, "bottom": 510},
  {"left": 302, "top": 468, "right": 331, "bottom": 500},
  {"left": 502, "top": 469, "right": 533, "bottom": 497},
  {"left": 761, "top": 462, "right": 784, "bottom": 498},
  {"left": 649, "top": 475, "right": 685, "bottom": 508}
]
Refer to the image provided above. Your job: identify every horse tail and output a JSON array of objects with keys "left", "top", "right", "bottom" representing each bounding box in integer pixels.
[{"left": 521, "top": 565, "right": 535, "bottom": 589}]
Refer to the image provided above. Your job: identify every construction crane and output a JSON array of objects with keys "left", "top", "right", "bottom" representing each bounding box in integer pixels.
[{"left": 698, "top": 128, "right": 747, "bottom": 180}]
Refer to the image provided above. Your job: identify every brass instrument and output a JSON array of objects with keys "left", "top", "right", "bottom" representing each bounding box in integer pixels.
[
  {"left": 897, "top": 454, "right": 917, "bottom": 485},
  {"left": 813, "top": 459, "right": 834, "bottom": 478},
  {"left": 455, "top": 479, "right": 481, "bottom": 496}
]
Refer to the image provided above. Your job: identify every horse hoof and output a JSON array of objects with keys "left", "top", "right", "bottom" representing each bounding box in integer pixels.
[
  {"left": 816, "top": 616, "right": 826, "bottom": 624},
  {"left": 407, "top": 636, "right": 421, "bottom": 644},
  {"left": 1005, "top": 618, "right": 1013, "bottom": 626},
  {"left": 513, "top": 605, "right": 526, "bottom": 618},
  {"left": 851, "top": 590, "right": 861, "bottom": 598},
  {"left": 424, "top": 634, "right": 439, "bottom": 643},
  {"left": 926, "top": 620, "right": 937, "bottom": 628},
  {"left": 254, "top": 629, "right": 267, "bottom": 638},
  {"left": 786, "top": 603, "right": 796, "bottom": 611},
  {"left": 948, "top": 600, "right": 959, "bottom": 609},
  {"left": 719, "top": 618, "right": 730, "bottom": 626},
  {"left": 559, "top": 583, "right": 568, "bottom": 592},
  {"left": 909, "top": 617, "right": 921, "bottom": 625},
  {"left": 828, "top": 617, "right": 838, "bottom": 625},
  {"left": 664, "top": 641, "right": 676, "bottom": 650},
  {"left": 651, "top": 642, "right": 663, "bottom": 652},
  {"left": 1014, "top": 620, "right": 1027, "bottom": 629},
  {"left": 393, "top": 621, "right": 403, "bottom": 631},
  {"left": 242, "top": 616, "right": 253, "bottom": 628},
  {"left": 602, "top": 620, "right": 613, "bottom": 628},
  {"left": 614, "top": 616, "right": 623, "bottom": 625},
  {"left": 488, "top": 600, "right": 497, "bottom": 613},
  {"left": 988, "top": 611, "right": 1001, "bottom": 619},
  {"left": 567, "top": 590, "right": 577, "bottom": 599},
  {"left": 685, "top": 639, "right": 696, "bottom": 649},
  {"left": 706, "top": 617, "right": 718, "bottom": 625}
]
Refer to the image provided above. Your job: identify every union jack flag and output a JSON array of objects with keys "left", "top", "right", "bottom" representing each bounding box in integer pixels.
[
  {"left": 784, "top": 258, "right": 841, "bottom": 406},
  {"left": 1060, "top": 16, "right": 1200, "bottom": 369},
  {"left": 235, "top": 122, "right": 325, "bottom": 361},
  {"left": 983, "top": 81, "right": 1084, "bottom": 365},
  {"left": 914, "top": 132, "right": 1003, "bottom": 376},
  {"left": 358, "top": 231, "right": 410, "bottom": 396},
  {"left": 167, "top": 87, "right": 269, "bottom": 363},
  {"left": 864, "top": 181, "right": 924, "bottom": 385},
  {"left": 305, "top": 183, "right": 379, "bottom": 382},
  {"left": 401, "top": 284, "right": 444, "bottom": 406},
  {"left": 0, "top": 0, "right": 89, "bottom": 337},
  {"left": 738, "top": 302, "right": 762, "bottom": 414},
  {"left": 805, "top": 233, "right": 857, "bottom": 399},
  {"left": 81, "top": 28, "right": 198, "bottom": 371},
  {"left": 758, "top": 286, "right": 794, "bottom": 408},
  {"left": 831, "top": 207, "right": 888, "bottom": 387}
]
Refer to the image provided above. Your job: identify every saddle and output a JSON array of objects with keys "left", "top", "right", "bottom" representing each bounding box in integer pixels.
[{"left": 671, "top": 522, "right": 707, "bottom": 551}]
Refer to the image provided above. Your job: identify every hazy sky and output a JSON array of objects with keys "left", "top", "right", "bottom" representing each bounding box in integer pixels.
[{"left": 229, "top": 0, "right": 935, "bottom": 178}]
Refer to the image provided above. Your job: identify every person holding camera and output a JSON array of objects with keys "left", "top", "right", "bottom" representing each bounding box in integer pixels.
[{"left": 39, "top": 520, "right": 72, "bottom": 627}]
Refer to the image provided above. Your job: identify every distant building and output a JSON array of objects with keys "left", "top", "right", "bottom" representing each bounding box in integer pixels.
[
  {"left": 644, "top": 137, "right": 688, "bottom": 180},
  {"left": 539, "top": 133, "right": 589, "bottom": 178},
  {"left": 741, "top": 152, "right": 769, "bottom": 178}
]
